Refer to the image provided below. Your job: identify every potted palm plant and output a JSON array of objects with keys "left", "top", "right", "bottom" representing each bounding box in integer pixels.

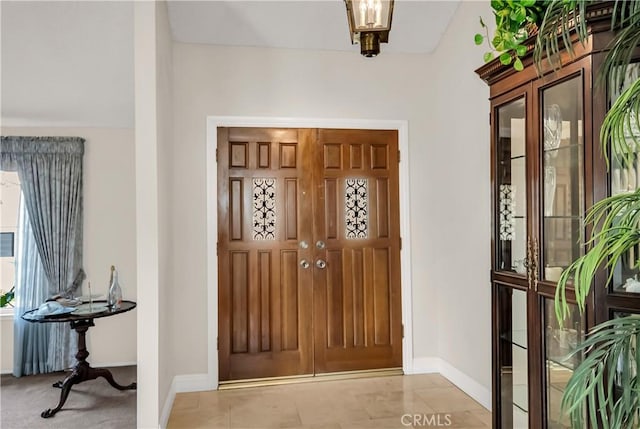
[{"left": 478, "top": 1, "right": 640, "bottom": 427}]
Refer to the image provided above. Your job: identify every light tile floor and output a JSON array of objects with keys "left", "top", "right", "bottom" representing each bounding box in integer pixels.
[{"left": 167, "top": 374, "right": 492, "bottom": 429}]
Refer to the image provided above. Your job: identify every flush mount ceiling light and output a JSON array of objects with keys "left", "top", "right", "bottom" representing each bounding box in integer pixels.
[{"left": 345, "top": 0, "right": 394, "bottom": 58}]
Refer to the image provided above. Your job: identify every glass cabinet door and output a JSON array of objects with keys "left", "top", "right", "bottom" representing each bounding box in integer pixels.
[
  {"left": 497, "top": 98, "right": 527, "bottom": 275},
  {"left": 543, "top": 298, "right": 584, "bottom": 428},
  {"left": 541, "top": 76, "right": 585, "bottom": 282},
  {"left": 496, "top": 285, "right": 529, "bottom": 428},
  {"left": 609, "top": 63, "right": 640, "bottom": 295}
]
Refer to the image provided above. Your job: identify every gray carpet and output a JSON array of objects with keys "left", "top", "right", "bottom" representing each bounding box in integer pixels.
[{"left": 1, "top": 365, "right": 136, "bottom": 429}]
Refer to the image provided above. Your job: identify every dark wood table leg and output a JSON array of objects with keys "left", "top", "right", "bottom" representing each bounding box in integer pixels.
[
  {"left": 42, "top": 364, "right": 84, "bottom": 418},
  {"left": 41, "top": 319, "right": 136, "bottom": 418}
]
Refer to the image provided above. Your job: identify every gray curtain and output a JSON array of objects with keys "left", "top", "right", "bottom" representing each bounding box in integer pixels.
[
  {"left": 13, "top": 196, "right": 51, "bottom": 375},
  {"left": 1, "top": 136, "right": 85, "bottom": 376}
]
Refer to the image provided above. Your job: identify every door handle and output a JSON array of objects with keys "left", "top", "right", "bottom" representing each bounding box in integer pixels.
[
  {"left": 316, "top": 259, "right": 327, "bottom": 269},
  {"left": 300, "top": 259, "right": 310, "bottom": 269},
  {"left": 316, "top": 240, "right": 325, "bottom": 249},
  {"left": 299, "top": 240, "right": 309, "bottom": 249}
]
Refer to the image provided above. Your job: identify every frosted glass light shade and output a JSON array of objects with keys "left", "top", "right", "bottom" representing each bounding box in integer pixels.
[{"left": 345, "top": 0, "right": 394, "bottom": 57}]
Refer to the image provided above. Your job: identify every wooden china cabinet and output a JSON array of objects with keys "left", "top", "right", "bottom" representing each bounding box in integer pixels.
[{"left": 476, "top": 3, "right": 640, "bottom": 428}]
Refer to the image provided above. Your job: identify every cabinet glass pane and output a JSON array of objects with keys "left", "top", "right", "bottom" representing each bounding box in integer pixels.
[
  {"left": 542, "top": 76, "right": 584, "bottom": 281},
  {"left": 497, "top": 98, "right": 527, "bottom": 275},
  {"left": 543, "top": 298, "right": 584, "bottom": 428},
  {"left": 497, "top": 285, "right": 528, "bottom": 427},
  {"left": 609, "top": 64, "right": 640, "bottom": 294}
]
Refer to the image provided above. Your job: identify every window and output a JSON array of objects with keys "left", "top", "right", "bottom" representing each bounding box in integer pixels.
[{"left": 1, "top": 171, "right": 21, "bottom": 314}]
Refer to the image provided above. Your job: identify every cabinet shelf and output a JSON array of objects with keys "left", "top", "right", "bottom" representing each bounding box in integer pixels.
[
  {"left": 544, "top": 143, "right": 582, "bottom": 154},
  {"left": 512, "top": 384, "right": 529, "bottom": 413},
  {"left": 546, "top": 354, "right": 578, "bottom": 371},
  {"left": 500, "top": 329, "right": 527, "bottom": 350}
]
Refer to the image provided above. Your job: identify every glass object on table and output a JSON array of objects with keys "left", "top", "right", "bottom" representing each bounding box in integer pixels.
[
  {"left": 496, "top": 98, "right": 527, "bottom": 276},
  {"left": 543, "top": 298, "right": 584, "bottom": 428},
  {"left": 108, "top": 266, "right": 123, "bottom": 310},
  {"left": 497, "top": 286, "right": 529, "bottom": 428},
  {"left": 541, "top": 76, "right": 584, "bottom": 282}
]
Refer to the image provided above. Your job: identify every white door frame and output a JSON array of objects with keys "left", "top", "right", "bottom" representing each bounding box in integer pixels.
[{"left": 205, "top": 116, "right": 413, "bottom": 388}]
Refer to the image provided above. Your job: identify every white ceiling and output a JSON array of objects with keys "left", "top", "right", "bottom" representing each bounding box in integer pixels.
[
  {"left": 1, "top": 1, "right": 459, "bottom": 128},
  {"left": 1, "top": 1, "right": 135, "bottom": 128},
  {"left": 168, "top": 1, "right": 460, "bottom": 54}
]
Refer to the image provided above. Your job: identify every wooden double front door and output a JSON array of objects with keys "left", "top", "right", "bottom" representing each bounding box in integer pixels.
[{"left": 217, "top": 127, "right": 402, "bottom": 382}]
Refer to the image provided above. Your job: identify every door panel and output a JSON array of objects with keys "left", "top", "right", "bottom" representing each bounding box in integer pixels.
[
  {"left": 313, "top": 129, "right": 402, "bottom": 373},
  {"left": 218, "top": 127, "right": 314, "bottom": 381},
  {"left": 218, "top": 127, "right": 402, "bottom": 381}
]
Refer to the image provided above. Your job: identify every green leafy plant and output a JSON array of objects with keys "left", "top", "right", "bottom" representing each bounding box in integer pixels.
[
  {"left": 475, "top": 0, "right": 549, "bottom": 71},
  {"left": 0, "top": 286, "right": 14, "bottom": 308},
  {"left": 561, "top": 316, "right": 640, "bottom": 428}
]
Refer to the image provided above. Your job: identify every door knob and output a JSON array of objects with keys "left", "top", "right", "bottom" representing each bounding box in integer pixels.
[
  {"left": 300, "top": 259, "right": 310, "bottom": 269},
  {"left": 316, "top": 259, "right": 327, "bottom": 269},
  {"left": 316, "top": 240, "right": 325, "bottom": 249},
  {"left": 299, "top": 240, "right": 309, "bottom": 249}
]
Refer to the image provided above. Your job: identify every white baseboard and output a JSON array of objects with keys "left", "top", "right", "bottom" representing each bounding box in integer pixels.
[
  {"left": 410, "top": 357, "right": 492, "bottom": 412},
  {"left": 160, "top": 378, "right": 176, "bottom": 429},
  {"left": 92, "top": 360, "right": 137, "bottom": 368},
  {"left": 409, "top": 357, "right": 442, "bottom": 374},
  {"left": 173, "top": 373, "right": 214, "bottom": 392},
  {"left": 160, "top": 373, "right": 214, "bottom": 428},
  {"left": 438, "top": 360, "right": 492, "bottom": 411}
]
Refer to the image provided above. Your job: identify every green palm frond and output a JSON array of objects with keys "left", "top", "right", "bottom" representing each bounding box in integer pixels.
[
  {"left": 556, "top": 190, "right": 640, "bottom": 322},
  {"left": 601, "top": 76, "right": 640, "bottom": 170},
  {"left": 611, "top": 0, "right": 640, "bottom": 30},
  {"left": 560, "top": 316, "right": 640, "bottom": 429},
  {"left": 534, "top": 0, "right": 588, "bottom": 72},
  {"left": 602, "top": 10, "right": 640, "bottom": 89}
]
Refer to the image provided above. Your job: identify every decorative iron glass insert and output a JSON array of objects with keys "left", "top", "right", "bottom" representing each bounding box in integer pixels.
[
  {"left": 345, "top": 178, "right": 368, "bottom": 239},
  {"left": 253, "top": 178, "right": 276, "bottom": 240},
  {"left": 499, "top": 184, "right": 515, "bottom": 241}
]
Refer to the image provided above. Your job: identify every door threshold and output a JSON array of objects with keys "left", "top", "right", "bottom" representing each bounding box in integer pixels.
[{"left": 218, "top": 367, "right": 403, "bottom": 390}]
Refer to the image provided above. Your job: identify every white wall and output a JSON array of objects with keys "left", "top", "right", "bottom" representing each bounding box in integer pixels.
[
  {"left": 0, "top": 171, "right": 20, "bottom": 293},
  {"left": 428, "top": 0, "right": 493, "bottom": 393},
  {"left": 1, "top": 314, "right": 13, "bottom": 372},
  {"left": 156, "top": 0, "right": 175, "bottom": 420},
  {"left": 172, "top": 43, "right": 441, "bottom": 376},
  {"left": 170, "top": 0, "right": 493, "bottom": 397},
  {"left": 3, "top": 1, "right": 495, "bottom": 420},
  {"left": 0, "top": 127, "right": 137, "bottom": 373},
  {"left": 134, "top": 2, "right": 160, "bottom": 427}
]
